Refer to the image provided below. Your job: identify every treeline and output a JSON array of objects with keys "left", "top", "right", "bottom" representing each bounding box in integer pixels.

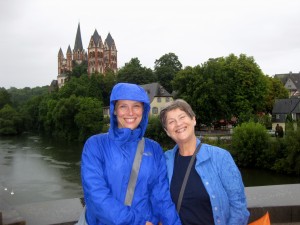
[
  {"left": 0, "top": 53, "right": 289, "bottom": 138},
  {"left": 1, "top": 52, "right": 299, "bottom": 175}
]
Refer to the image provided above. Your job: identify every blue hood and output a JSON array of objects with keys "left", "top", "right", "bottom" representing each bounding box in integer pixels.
[{"left": 108, "top": 83, "right": 150, "bottom": 142}]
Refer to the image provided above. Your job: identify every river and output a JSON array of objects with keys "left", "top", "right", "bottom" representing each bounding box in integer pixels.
[{"left": 1, "top": 133, "right": 299, "bottom": 206}]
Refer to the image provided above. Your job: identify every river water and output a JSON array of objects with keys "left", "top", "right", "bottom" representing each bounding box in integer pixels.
[
  {"left": 1, "top": 133, "right": 300, "bottom": 206},
  {"left": 0, "top": 133, "right": 83, "bottom": 206}
]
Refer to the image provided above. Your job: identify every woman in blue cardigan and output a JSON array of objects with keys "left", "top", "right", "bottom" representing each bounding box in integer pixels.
[{"left": 160, "top": 99, "right": 249, "bottom": 225}]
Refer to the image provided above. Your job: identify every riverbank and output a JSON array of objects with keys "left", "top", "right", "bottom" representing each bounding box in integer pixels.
[{"left": 1, "top": 184, "right": 299, "bottom": 225}]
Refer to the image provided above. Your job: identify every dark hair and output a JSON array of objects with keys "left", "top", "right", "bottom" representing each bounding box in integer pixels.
[{"left": 160, "top": 99, "right": 195, "bottom": 129}]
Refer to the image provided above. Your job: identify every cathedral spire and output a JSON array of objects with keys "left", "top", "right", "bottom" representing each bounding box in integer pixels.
[
  {"left": 74, "top": 23, "right": 83, "bottom": 51},
  {"left": 105, "top": 33, "right": 115, "bottom": 50}
]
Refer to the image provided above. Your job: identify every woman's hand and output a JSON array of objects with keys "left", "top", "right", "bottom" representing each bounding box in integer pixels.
[{"left": 145, "top": 222, "right": 154, "bottom": 225}]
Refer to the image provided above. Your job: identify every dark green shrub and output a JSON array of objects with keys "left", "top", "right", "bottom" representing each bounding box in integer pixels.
[
  {"left": 145, "top": 116, "right": 175, "bottom": 150},
  {"left": 231, "top": 121, "right": 269, "bottom": 167},
  {"left": 273, "top": 123, "right": 300, "bottom": 175}
]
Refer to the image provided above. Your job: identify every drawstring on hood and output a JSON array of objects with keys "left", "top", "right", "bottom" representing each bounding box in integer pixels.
[{"left": 108, "top": 83, "right": 150, "bottom": 143}]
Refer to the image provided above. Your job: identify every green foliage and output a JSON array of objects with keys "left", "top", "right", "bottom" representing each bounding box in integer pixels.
[
  {"left": 172, "top": 54, "right": 269, "bottom": 126},
  {"left": 154, "top": 53, "right": 182, "bottom": 93},
  {"left": 263, "top": 138, "right": 286, "bottom": 170},
  {"left": 231, "top": 122, "right": 270, "bottom": 167},
  {"left": 7, "top": 86, "right": 48, "bottom": 108},
  {"left": 273, "top": 123, "right": 300, "bottom": 175},
  {"left": 37, "top": 95, "right": 103, "bottom": 141},
  {"left": 201, "top": 136, "right": 232, "bottom": 151},
  {"left": 51, "top": 95, "right": 79, "bottom": 140},
  {"left": 256, "top": 114, "right": 272, "bottom": 129},
  {"left": 38, "top": 96, "right": 57, "bottom": 134},
  {"left": 145, "top": 116, "right": 175, "bottom": 150},
  {"left": 19, "top": 95, "right": 44, "bottom": 131},
  {"left": 0, "top": 88, "right": 12, "bottom": 109},
  {"left": 99, "top": 71, "right": 116, "bottom": 106},
  {"left": 75, "top": 97, "right": 103, "bottom": 142},
  {"left": 68, "top": 61, "right": 88, "bottom": 78},
  {"left": 101, "top": 116, "right": 110, "bottom": 133},
  {"left": 58, "top": 73, "right": 115, "bottom": 105},
  {"left": 58, "top": 75, "right": 91, "bottom": 98},
  {"left": 0, "top": 104, "right": 23, "bottom": 135},
  {"left": 117, "top": 58, "right": 156, "bottom": 84},
  {"left": 264, "top": 76, "right": 289, "bottom": 113}
]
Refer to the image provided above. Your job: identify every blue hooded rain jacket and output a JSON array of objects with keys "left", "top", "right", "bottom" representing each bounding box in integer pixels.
[{"left": 81, "top": 83, "right": 181, "bottom": 225}]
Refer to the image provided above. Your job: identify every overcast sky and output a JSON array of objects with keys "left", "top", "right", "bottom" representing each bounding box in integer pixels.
[{"left": 1, "top": 0, "right": 300, "bottom": 89}]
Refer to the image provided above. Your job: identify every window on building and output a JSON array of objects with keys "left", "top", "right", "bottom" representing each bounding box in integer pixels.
[
  {"left": 157, "top": 97, "right": 161, "bottom": 102},
  {"left": 166, "top": 97, "right": 170, "bottom": 102},
  {"left": 276, "top": 114, "right": 280, "bottom": 119},
  {"left": 152, "top": 107, "right": 158, "bottom": 114}
]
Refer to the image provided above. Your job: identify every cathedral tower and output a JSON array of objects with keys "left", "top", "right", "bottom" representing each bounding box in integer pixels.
[
  {"left": 87, "top": 29, "right": 104, "bottom": 75},
  {"left": 73, "top": 23, "right": 86, "bottom": 63},
  {"left": 56, "top": 23, "right": 117, "bottom": 88},
  {"left": 104, "top": 33, "right": 118, "bottom": 73}
]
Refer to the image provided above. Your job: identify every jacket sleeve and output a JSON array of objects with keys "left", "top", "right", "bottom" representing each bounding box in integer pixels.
[
  {"left": 219, "top": 151, "right": 250, "bottom": 225},
  {"left": 150, "top": 148, "right": 181, "bottom": 225},
  {"left": 81, "top": 136, "right": 149, "bottom": 225}
]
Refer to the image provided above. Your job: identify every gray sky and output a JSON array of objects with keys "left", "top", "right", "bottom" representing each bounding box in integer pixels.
[{"left": 1, "top": 0, "right": 300, "bottom": 89}]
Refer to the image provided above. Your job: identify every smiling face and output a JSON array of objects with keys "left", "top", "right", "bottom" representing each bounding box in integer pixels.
[
  {"left": 115, "top": 100, "right": 144, "bottom": 130},
  {"left": 165, "top": 108, "right": 196, "bottom": 144}
]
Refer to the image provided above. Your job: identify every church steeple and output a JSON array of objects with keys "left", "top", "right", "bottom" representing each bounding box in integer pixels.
[
  {"left": 73, "top": 23, "right": 85, "bottom": 62},
  {"left": 74, "top": 23, "right": 83, "bottom": 51},
  {"left": 104, "top": 33, "right": 117, "bottom": 73},
  {"left": 104, "top": 33, "right": 115, "bottom": 50}
]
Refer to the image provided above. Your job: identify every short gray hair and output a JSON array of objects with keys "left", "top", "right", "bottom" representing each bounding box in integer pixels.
[{"left": 160, "top": 99, "right": 195, "bottom": 129}]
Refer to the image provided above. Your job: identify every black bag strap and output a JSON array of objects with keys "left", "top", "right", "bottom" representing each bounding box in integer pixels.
[
  {"left": 176, "top": 143, "right": 202, "bottom": 213},
  {"left": 124, "top": 138, "right": 145, "bottom": 206}
]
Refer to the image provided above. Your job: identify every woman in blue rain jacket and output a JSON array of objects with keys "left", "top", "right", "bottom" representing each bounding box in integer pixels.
[{"left": 81, "top": 83, "right": 181, "bottom": 225}]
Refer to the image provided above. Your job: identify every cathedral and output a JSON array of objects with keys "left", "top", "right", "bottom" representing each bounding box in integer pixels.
[{"left": 56, "top": 23, "right": 118, "bottom": 88}]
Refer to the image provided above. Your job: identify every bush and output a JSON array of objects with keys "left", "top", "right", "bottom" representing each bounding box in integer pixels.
[
  {"left": 231, "top": 121, "right": 270, "bottom": 167},
  {"left": 273, "top": 123, "right": 300, "bottom": 175},
  {"left": 145, "top": 116, "right": 175, "bottom": 150}
]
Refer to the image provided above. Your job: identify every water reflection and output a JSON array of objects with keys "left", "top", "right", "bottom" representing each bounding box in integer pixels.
[
  {"left": 1, "top": 133, "right": 300, "bottom": 206},
  {"left": 0, "top": 133, "right": 83, "bottom": 206},
  {"left": 241, "top": 167, "right": 300, "bottom": 187}
]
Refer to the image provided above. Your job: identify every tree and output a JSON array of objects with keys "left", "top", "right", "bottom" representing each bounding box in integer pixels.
[
  {"left": 68, "top": 61, "right": 88, "bottom": 78},
  {"left": 145, "top": 116, "right": 175, "bottom": 149},
  {"left": 154, "top": 53, "right": 182, "bottom": 93},
  {"left": 223, "top": 54, "right": 268, "bottom": 118},
  {"left": 0, "top": 104, "right": 23, "bottom": 135},
  {"left": 172, "top": 54, "right": 269, "bottom": 126},
  {"left": 172, "top": 65, "right": 223, "bottom": 126},
  {"left": 75, "top": 97, "right": 103, "bottom": 141},
  {"left": 0, "top": 88, "right": 12, "bottom": 109},
  {"left": 7, "top": 86, "right": 48, "bottom": 108},
  {"left": 51, "top": 95, "right": 79, "bottom": 140},
  {"left": 38, "top": 96, "right": 58, "bottom": 134},
  {"left": 58, "top": 75, "right": 90, "bottom": 98},
  {"left": 264, "top": 76, "right": 289, "bottom": 113},
  {"left": 102, "top": 71, "right": 117, "bottom": 106},
  {"left": 117, "top": 58, "right": 156, "bottom": 84},
  {"left": 20, "top": 95, "right": 44, "bottom": 131},
  {"left": 87, "top": 74, "right": 104, "bottom": 101}
]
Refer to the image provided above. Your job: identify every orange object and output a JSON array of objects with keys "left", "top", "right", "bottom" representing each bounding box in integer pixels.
[{"left": 248, "top": 212, "right": 271, "bottom": 225}]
